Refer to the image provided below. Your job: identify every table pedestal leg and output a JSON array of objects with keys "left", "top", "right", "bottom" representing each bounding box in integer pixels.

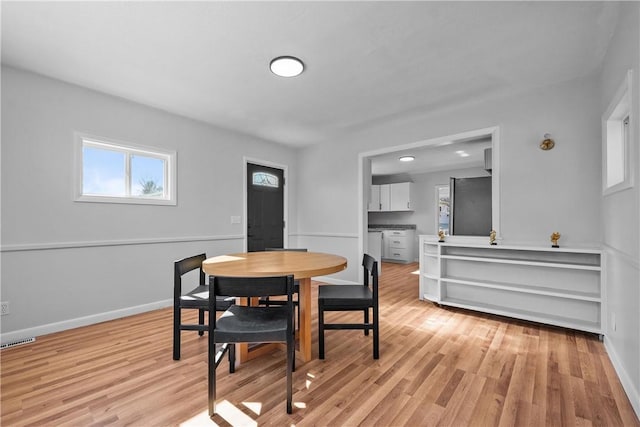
[
  {"left": 298, "top": 277, "right": 312, "bottom": 362},
  {"left": 237, "top": 297, "right": 276, "bottom": 363}
]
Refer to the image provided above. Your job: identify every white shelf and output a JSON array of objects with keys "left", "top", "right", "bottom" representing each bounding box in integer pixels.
[
  {"left": 438, "top": 242, "right": 601, "bottom": 254},
  {"left": 440, "top": 276, "right": 600, "bottom": 302},
  {"left": 439, "top": 297, "right": 601, "bottom": 334},
  {"left": 441, "top": 254, "right": 601, "bottom": 271},
  {"left": 418, "top": 235, "right": 603, "bottom": 334}
]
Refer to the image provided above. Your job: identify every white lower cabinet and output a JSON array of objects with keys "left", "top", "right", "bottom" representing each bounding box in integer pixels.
[
  {"left": 382, "top": 229, "right": 415, "bottom": 263},
  {"left": 418, "top": 236, "right": 603, "bottom": 334}
]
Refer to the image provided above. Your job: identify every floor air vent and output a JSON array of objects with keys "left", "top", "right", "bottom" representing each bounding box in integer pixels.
[{"left": 1, "top": 337, "right": 36, "bottom": 349}]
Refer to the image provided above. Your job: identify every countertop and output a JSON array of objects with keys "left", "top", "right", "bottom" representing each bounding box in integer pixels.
[{"left": 368, "top": 224, "right": 416, "bottom": 230}]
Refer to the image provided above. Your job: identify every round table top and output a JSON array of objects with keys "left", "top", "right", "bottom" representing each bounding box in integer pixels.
[{"left": 202, "top": 251, "right": 347, "bottom": 279}]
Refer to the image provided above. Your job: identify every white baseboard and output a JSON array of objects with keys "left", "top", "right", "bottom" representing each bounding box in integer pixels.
[
  {"left": 604, "top": 336, "right": 640, "bottom": 420},
  {"left": 0, "top": 275, "right": 359, "bottom": 346},
  {"left": 0, "top": 278, "right": 360, "bottom": 345},
  {"left": 0, "top": 299, "right": 172, "bottom": 346}
]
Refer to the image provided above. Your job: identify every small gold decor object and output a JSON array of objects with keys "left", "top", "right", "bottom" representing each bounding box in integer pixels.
[
  {"left": 489, "top": 229, "right": 497, "bottom": 245},
  {"left": 438, "top": 229, "right": 445, "bottom": 243},
  {"left": 540, "top": 133, "right": 555, "bottom": 151},
  {"left": 550, "top": 231, "right": 561, "bottom": 248}
]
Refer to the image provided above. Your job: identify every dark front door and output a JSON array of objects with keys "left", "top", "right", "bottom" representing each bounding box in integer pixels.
[{"left": 247, "top": 163, "right": 284, "bottom": 252}]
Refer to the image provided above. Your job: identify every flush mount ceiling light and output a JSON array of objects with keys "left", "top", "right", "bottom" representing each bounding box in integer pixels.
[
  {"left": 399, "top": 156, "right": 415, "bottom": 162},
  {"left": 270, "top": 56, "right": 304, "bottom": 77}
]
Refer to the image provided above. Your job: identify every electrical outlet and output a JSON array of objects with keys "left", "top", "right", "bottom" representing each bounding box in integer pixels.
[{"left": 1, "top": 302, "right": 9, "bottom": 316}]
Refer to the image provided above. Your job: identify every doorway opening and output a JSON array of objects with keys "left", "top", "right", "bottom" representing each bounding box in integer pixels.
[{"left": 358, "top": 126, "right": 500, "bottom": 280}]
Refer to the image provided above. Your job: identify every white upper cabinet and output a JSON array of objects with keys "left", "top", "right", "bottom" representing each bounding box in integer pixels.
[
  {"left": 369, "top": 182, "right": 413, "bottom": 212},
  {"left": 389, "top": 182, "right": 412, "bottom": 211},
  {"left": 369, "top": 185, "right": 382, "bottom": 211}
]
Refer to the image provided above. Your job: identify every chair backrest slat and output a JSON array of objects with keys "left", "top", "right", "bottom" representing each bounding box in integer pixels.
[
  {"left": 174, "top": 253, "right": 207, "bottom": 290},
  {"left": 213, "top": 275, "right": 293, "bottom": 298},
  {"left": 362, "top": 253, "right": 376, "bottom": 277},
  {"left": 362, "top": 253, "right": 378, "bottom": 297},
  {"left": 175, "top": 253, "right": 206, "bottom": 276}
]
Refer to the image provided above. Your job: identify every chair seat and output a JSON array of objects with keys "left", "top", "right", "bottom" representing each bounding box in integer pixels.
[
  {"left": 180, "top": 285, "right": 234, "bottom": 310},
  {"left": 319, "top": 285, "right": 373, "bottom": 307},
  {"left": 216, "top": 305, "right": 289, "bottom": 343}
]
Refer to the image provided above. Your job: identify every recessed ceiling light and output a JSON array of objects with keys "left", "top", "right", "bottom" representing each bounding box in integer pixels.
[
  {"left": 399, "top": 156, "right": 415, "bottom": 162},
  {"left": 270, "top": 56, "right": 304, "bottom": 77},
  {"left": 459, "top": 152, "right": 470, "bottom": 157}
]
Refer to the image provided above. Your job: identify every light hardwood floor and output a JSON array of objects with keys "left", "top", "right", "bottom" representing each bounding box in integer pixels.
[{"left": 2, "top": 262, "right": 638, "bottom": 426}]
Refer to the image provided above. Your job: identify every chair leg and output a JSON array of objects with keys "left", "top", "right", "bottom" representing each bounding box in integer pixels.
[
  {"left": 373, "top": 305, "right": 379, "bottom": 360},
  {"left": 364, "top": 308, "right": 370, "bottom": 336},
  {"left": 318, "top": 305, "right": 325, "bottom": 360},
  {"left": 208, "top": 334, "right": 216, "bottom": 416},
  {"left": 229, "top": 344, "right": 236, "bottom": 373},
  {"left": 173, "top": 306, "right": 180, "bottom": 361},
  {"left": 287, "top": 330, "right": 294, "bottom": 414},
  {"left": 198, "top": 309, "right": 205, "bottom": 336}
]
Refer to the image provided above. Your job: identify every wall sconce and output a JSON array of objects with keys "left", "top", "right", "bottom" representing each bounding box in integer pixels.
[{"left": 540, "top": 133, "right": 555, "bottom": 150}]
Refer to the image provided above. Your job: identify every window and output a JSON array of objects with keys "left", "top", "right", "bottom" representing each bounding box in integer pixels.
[
  {"left": 75, "top": 134, "right": 176, "bottom": 205},
  {"left": 435, "top": 184, "right": 450, "bottom": 235},
  {"left": 252, "top": 172, "right": 279, "bottom": 188},
  {"left": 603, "top": 70, "right": 633, "bottom": 195}
]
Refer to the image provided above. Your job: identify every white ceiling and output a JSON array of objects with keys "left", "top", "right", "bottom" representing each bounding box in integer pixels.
[
  {"left": 370, "top": 135, "right": 492, "bottom": 176},
  {"left": 1, "top": 2, "right": 618, "bottom": 150}
]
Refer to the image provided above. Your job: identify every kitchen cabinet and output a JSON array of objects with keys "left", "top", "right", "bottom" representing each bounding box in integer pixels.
[
  {"left": 368, "top": 182, "right": 413, "bottom": 212},
  {"left": 419, "top": 236, "right": 603, "bottom": 335},
  {"left": 389, "top": 182, "right": 412, "bottom": 211},
  {"left": 368, "top": 185, "right": 382, "bottom": 211},
  {"left": 382, "top": 229, "right": 415, "bottom": 263}
]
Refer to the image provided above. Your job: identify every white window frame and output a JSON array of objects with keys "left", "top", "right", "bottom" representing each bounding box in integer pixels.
[
  {"left": 602, "top": 70, "right": 634, "bottom": 195},
  {"left": 435, "top": 184, "right": 450, "bottom": 235},
  {"left": 74, "top": 133, "right": 177, "bottom": 205}
]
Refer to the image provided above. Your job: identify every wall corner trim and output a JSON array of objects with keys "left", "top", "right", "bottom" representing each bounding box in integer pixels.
[{"left": 604, "top": 336, "right": 640, "bottom": 420}]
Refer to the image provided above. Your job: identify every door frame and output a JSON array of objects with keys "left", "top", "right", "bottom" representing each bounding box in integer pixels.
[
  {"left": 357, "top": 126, "right": 500, "bottom": 282},
  {"left": 243, "top": 157, "right": 289, "bottom": 252}
]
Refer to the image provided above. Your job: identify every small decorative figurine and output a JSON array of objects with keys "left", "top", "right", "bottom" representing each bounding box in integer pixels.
[
  {"left": 438, "top": 229, "right": 445, "bottom": 243},
  {"left": 489, "top": 229, "right": 497, "bottom": 245},
  {"left": 550, "top": 231, "right": 561, "bottom": 248}
]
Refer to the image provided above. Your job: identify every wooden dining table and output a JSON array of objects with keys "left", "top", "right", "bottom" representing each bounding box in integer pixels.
[{"left": 202, "top": 251, "right": 347, "bottom": 363}]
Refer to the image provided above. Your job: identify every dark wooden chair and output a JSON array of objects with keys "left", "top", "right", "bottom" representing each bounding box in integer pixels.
[
  {"left": 173, "top": 253, "right": 234, "bottom": 360},
  {"left": 208, "top": 275, "right": 295, "bottom": 415},
  {"left": 318, "top": 253, "right": 379, "bottom": 359}
]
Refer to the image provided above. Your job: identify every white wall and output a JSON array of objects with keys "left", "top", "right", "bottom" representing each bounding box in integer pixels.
[
  {"left": 298, "top": 72, "right": 603, "bottom": 280},
  {"left": 599, "top": 2, "right": 640, "bottom": 417},
  {"left": 0, "top": 66, "right": 298, "bottom": 342}
]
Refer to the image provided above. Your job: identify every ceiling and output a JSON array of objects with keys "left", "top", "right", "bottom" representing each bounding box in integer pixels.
[
  {"left": 1, "top": 2, "right": 618, "bottom": 149},
  {"left": 370, "top": 135, "right": 492, "bottom": 176}
]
